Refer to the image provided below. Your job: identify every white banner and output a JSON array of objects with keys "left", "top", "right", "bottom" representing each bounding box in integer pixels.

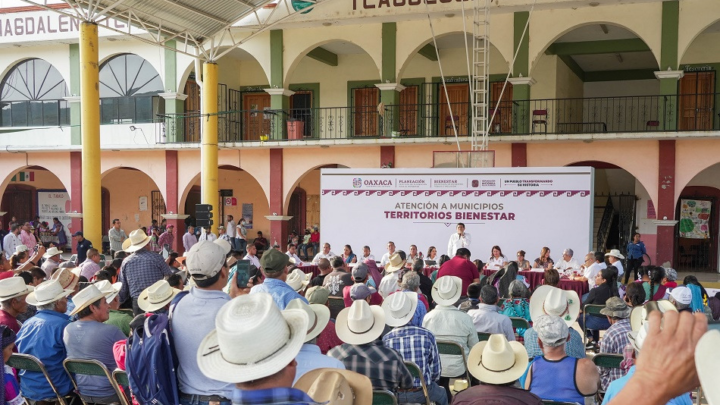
[
  {"left": 37, "top": 190, "right": 72, "bottom": 245},
  {"left": 320, "top": 167, "right": 594, "bottom": 263}
]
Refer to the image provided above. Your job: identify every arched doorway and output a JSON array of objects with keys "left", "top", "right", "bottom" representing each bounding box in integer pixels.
[{"left": 101, "top": 168, "right": 166, "bottom": 239}]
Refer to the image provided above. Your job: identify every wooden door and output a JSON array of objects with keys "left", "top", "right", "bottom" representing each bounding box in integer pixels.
[
  {"left": 0, "top": 186, "right": 33, "bottom": 224},
  {"left": 183, "top": 79, "right": 201, "bottom": 142},
  {"left": 399, "top": 85, "right": 418, "bottom": 135},
  {"left": 353, "top": 88, "right": 379, "bottom": 136},
  {"left": 679, "top": 72, "right": 715, "bottom": 131},
  {"left": 490, "top": 82, "right": 513, "bottom": 133},
  {"left": 243, "top": 93, "right": 271, "bottom": 140},
  {"left": 439, "top": 84, "right": 469, "bottom": 136}
]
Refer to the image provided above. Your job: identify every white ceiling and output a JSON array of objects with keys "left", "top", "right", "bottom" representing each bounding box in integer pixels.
[
  {"left": 573, "top": 51, "right": 658, "bottom": 72},
  {"left": 556, "top": 24, "right": 637, "bottom": 43}
]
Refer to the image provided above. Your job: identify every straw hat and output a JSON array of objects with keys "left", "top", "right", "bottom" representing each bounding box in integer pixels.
[
  {"left": 124, "top": 229, "right": 153, "bottom": 253},
  {"left": 295, "top": 369, "right": 372, "bottom": 405},
  {"left": 0, "top": 277, "right": 33, "bottom": 301},
  {"left": 286, "top": 268, "right": 311, "bottom": 292},
  {"left": 384, "top": 253, "right": 405, "bottom": 273},
  {"left": 43, "top": 247, "right": 63, "bottom": 259},
  {"left": 15, "top": 245, "right": 28, "bottom": 254},
  {"left": 629, "top": 300, "right": 677, "bottom": 335},
  {"left": 197, "top": 292, "right": 308, "bottom": 383},
  {"left": 529, "top": 285, "right": 580, "bottom": 326},
  {"left": 381, "top": 291, "right": 418, "bottom": 327},
  {"left": 69, "top": 284, "right": 109, "bottom": 316},
  {"left": 605, "top": 249, "right": 625, "bottom": 260},
  {"left": 467, "top": 334, "right": 529, "bottom": 385},
  {"left": 285, "top": 298, "right": 330, "bottom": 342},
  {"left": 138, "top": 280, "right": 180, "bottom": 312},
  {"left": 51, "top": 267, "right": 80, "bottom": 291},
  {"left": 25, "top": 279, "right": 73, "bottom": 306},
  {"left": 94, "top": 280, "right": 122, "bottom": 303},
  {"left": 696, "top": 330, "right": 720, "bottom": 405},
  {"left": 336, "top": 300, "right": 386, "bottom": 345},
  {"left": 431, "top": 276, "right": 462, "bottom": 306}
]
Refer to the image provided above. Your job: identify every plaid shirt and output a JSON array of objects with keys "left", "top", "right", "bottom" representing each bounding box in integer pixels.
[
  {"left": 232, "top": 387, "right": 322, "bottom": 405},
  {"left": 118, "top": 249, "right": 174, "bottom": 302},
  {"left": 328, "top": 341, "right": 414, "bottom": 390},
  {"left": 382, "top": 326, "right": 441, "bottom": 388},
  {"left": 599, "top": 318, "right": 632, "bottom": 390},
  {"left": 157, "top": 231, "right": 174, "bottom": 250}
]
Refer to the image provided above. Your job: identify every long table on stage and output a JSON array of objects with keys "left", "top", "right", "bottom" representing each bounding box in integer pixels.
[{"left": 482, "top": 269, "right": 589, "bottom": 297}]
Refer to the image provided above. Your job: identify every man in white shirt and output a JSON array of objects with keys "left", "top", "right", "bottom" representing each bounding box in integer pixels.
[
  {"left": 311, "top": 243, "right": 336, "bottom": 264},
  {"left": 379, "top": 241, "right": 396, "bottom": 268},
  {"left": 243, "top": 244, "right": 261, "bottom": 269},
  {"left": 574, "top": 251, "right": 606, "bottom": 290},
  {"left": 107, "top": 219, "right": 127, "bottom": 256},
  {"left": 3, "top": 224, "right": 22, "bottom": 260},
  {"left": 286, "top": 244, "right": 304, "bottom": 266},
  {"left": 554, "top": 248, "right": 581, "bottom": 275},
  {"left": 226, "top": 215, "right": 237, "bottom": 251},
  {"left": 447, "top": 223, "right": 471, "bottom": 258},
  {"left": 198, "top": 228, "right": 217, "bottom": 242},
  {"left": 358, "top": 245, "right": 375, "bottom": 263},
  {"left": 236, "top": 218, "right": 248, "bottom": 255},
  {"left": 605, "top": 249, "right": 625, "bottom": 278}
]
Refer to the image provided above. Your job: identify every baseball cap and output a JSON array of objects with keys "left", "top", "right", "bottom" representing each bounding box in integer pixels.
[
  {"left": 305, "top": 286, "right": 330, "bottom": 305},
  {"left": 72, "top": 231, "right": 83, "bottom": 237},
  {"left": 670, "top": 286, "right": 692, "bottom": 305},
  {"left": 260, "top": 249, "right": 290, "bottom": 275},
  {"left": 186, "top": 241, "right": 226, "bottom": 280},
  {"left": 350, "top": 284, "right": 375, "bottom": 301},
  {"left": 351, "top": 263, "right": 369, "bottom": 282},
  {"left": 533, "top": 315, "right": 569, "bottom": 347}
]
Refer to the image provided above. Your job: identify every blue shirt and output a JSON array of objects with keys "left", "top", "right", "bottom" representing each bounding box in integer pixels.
[
  {"left": 602, "top": 366, "right": 692, "bottom": 405},
  {"left": 232, "top": 387, "right": 323, "bottom": 405},
  {"left": 16, "top": 310, "right": 73, "bottom": 401},
  {"left": 64, "top": 320, "right": 126, "bottom": 397},
  {"left": 250, "top": 278, "right": 307, "bottom": 309},
  {"left": 382, "top": 325, "right": 441, "bottom": 388},
  {"left": 626, "top": 241, "right": 646, "bottom": 260},
  {"left": 76, "top": 239, "right": 93, "bottom": 264},
  {"left": 293, "top": 344, "right": 346, "bottom": 385}
]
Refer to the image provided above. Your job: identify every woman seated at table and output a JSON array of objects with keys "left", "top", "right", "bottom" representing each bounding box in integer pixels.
[
  {"left": 500, "top": 280, "right": 532, "bottom": 337},
  {"left": 425, "top": 246, "right": 438, "bottom": 266},
  {"left": 579, "top": 267, "right": 619, "bottom": 350},
  {"left": 405, "top": 244, "right": 423, "bottom": 268},
  {"left": 516, "top": 250, "right": 531, "bottom": 270},
  {"left": 640, "top": 266, "right": 668, "bottom": 301},
  {"left": 342, "top": 244, "right": 357, "bottom": 264},
  {"left": 534, "top": 247, "right": 554, "bottom": 269},
  {"left": 486, "top": 245, "right": 507, "bottom": 270}
]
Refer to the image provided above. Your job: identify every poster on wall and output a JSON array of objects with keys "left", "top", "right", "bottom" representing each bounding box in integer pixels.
[
  {"left": 679, "top": 199, "right": 711, "bottom": 239},
  {"left": 242, "top": 203, "right": 254, "bottom": 229},
  {"left": 37, "top": 190, "right": 72, "bottom": 247}
]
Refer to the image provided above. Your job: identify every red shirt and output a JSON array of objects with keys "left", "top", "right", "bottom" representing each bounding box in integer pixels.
[
  {"left": 310, "top": 232, "right": 320, "bottom": 244},
  {"left": 342, "top": 285, "right": 384, "bottom": 307},
  {"left": 0, "top": 309, "right": 21, "bottom": 335},
  {"left": 437, "top": 256, "right": 479, "bottom": 297},
  {"left": 316, "top": 319, "right": 343, "bottom": 354}
]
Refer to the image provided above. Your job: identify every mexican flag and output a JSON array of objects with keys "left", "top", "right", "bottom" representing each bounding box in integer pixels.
[{"left": 11, "top": 172, "right": 34, "bottom": 182}]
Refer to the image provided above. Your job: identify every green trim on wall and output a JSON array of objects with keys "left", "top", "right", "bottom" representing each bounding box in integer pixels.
[
  {"left": 69, "top": 43, "right": 80, "bottom": 145},
  {"left": 418, "top": 44, "right": 438, "bottom": 61},
  {"left": 546, "top": 39, "right": 650, "bottom": 56},
  {"left": 307, "top": 48, "right": 338, "bottom": 67},
  {"left": 382, "top": 22, "right": 397, "bottom": 82},
  {"left": 661, "top": 0, "right": 679, "bottom": 70},
  {"left": 164, "top": 40, "right": 177, "bottom": 92},
  {"left": 558, "top": 55, "right": 585, "bottom": 81},
  {"left": 270, "top": 30, "right": 284, "bottom": 87},
  {"left": 514, "top": 11, "right": 530, "bottom": 77},
  {"left": 289, "top": 83, "right": 321, "bottom": 109},
  {"left": 584, "top": 69, "right": 657, "bottom": 82}
]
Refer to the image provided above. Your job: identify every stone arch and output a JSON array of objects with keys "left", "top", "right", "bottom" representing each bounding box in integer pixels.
[
  {"left": 284, "top": 37, "right": 382, "bottom": 85},
  {"left": 0, "top": 164, "right": 72, "bottom": 228},
  {"left": 98, "top": 52, "right": 165, "bottom": 90}
]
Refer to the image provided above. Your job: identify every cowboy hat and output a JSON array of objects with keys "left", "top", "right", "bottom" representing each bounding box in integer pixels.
[
  {"left": 336, "top": 300, "right": 386, "bottom": 345},
  {"left": 122, "top": 238, "right": 132, "bottom": 251},
  {"left": 286, "top": 298, "right": 330, "bottom": 342},
  {"left": 467, "top": 334, "right": 529, "bottom": 385},
  {"left": 94, "top": 280, "right": 123, "bottom": 304},
  {"left": 384, "top": 253, "right": 405, "bottom": 273},
  {"left": 294, "top": 369, "right": 372, "bottom": 405},
  {"left": 138, "top": 280, "right": 180, "bottom": 312},
  {"left": 381, "top": 291, "right": 418, "bottom": 327},
  {"left": 69, "top": 284, "right": 109, "bottom": 316},
  {"left": 696, "top": 330, "right": 720, "bottom": 405},
  {"left": 286, "top": 268, "right": 311, "bottom": 292},
  {"left": 629, "top": 300, "right": 677, "bottom": 334},
  {"left": 124, "top": 229, "right": 153, "bottom": 253},
  {"left": 25, "top": 279, "right": 73, "bottom": 306},
  {"left": 431, "top": 276, "right": 462, "bottom": 306},
  {"left": 605, "top": 249, "right": 625, "bottom": 260},
  {"left": 0, "top": 277, "right": 33, "bottom": 301},
  {"left": 529, "top": 285, "right": 580, "bottom": 326},
  {"left": 51, "top": 267, "right": 81, "bottom": 291},
  {"left": 43, "top": 247, "right": 63, "bottom": 259},
  {"left": 14, "top": 245, "right": 28, "bottom": 254},
  {"left": 197, "top": 292, "right": 308, "bottom": 383}
]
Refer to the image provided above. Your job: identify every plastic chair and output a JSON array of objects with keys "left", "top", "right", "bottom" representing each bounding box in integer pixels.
[
  {"left": 372, "top": 389, "right": 398, "bottom": 405},
  {"left": 436, "top": 340, "right": 472, "bottom": 386},
  {"left": 8, "top": 353, "right": 73, "bottom": 405},
  {"left": 532, "top": 110, "right": 548, "bottom": 133},
  {"left": 402, "top": 361, "right": 431, "bottom": 405},
  {"left": 63, "top": 359, "right": 129, "bottom": 405},
  {"left": 111, "top": 370, "right": 132, "bottom": 405},
  {"left": 327, "top": 297, "right": 346, "bottom": 319},
  {"left": 582, "top": 304, "right": 605, "bottom": 345},
  {"left": 477, "top": 332, "right": 491, "bottom": 342},
  {"left": 592, "top": 353, "right": 623, "bottom": 369}
]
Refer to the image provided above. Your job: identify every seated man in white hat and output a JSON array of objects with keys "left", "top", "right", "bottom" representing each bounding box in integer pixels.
[
  {"left": 468, "top": 285, "right": 515, "bottom": 342},
  {"left": 95, "top": 280, "right": 131, "bottom": 336},
  {"left": 382, "top": 292, "right": 448, "bottom": 405},
  {"left": 0, "top": 277, "right": 34, "bottom": 334},
  {"left": 524, "top": 315, "right": 599, "bottom": 403},
  {"left": 64, "top": 284, "right": 125, "bottom": 404},
  {"left": 50, "top": 266, "right": 81, "bottom": 316},
  {"left": 422, "top": 276, "right": 479, "bottom": 398},
  {"left": 16, "top": 279, "right": 75, "bottom": 403},
  {"left": 328, "top": 300, "right": 413, "bottom": 390},
  {"left": 605, "top": 249, "right": 625, "bottom": 278},
  {"left": 41, "top": 246, "right": 63, "bottom": 277},
  {"left": 598, "top": 296, "right": 632, "bottom": 390},
  {"left": 197, "top": 293, "right": 320, "bottom": 405},
  {"left": 294, "top": 369, "right": 372, "bottom": 405},
  {"left": 378, "top": 253, "right": 404, "bottom": 298},
  {"left": 251, "top": 249, "right": 307, "bottom": 310},
  {"left": 452, "top": 334, "right": 542, "bottom": 405},
  {"left": 287, "top": 299, "right": 345, "bottom": 384},
  {"left": 524, "top": 285, "right": 585, "bottom": 359},
  {"left": 138, "top": 279, "right": 180, "bottom": 314}
]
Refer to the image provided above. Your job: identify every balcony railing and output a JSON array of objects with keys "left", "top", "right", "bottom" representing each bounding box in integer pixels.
[{"left": 157, "top": 93, "right": 720, "bottom": 143}]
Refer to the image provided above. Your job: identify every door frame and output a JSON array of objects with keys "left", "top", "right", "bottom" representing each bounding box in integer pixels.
[
  {"left": 240, "top": 87, "right": 271, "bottom": 140},
  {"left": 289, "top": 83, "right": 320, "bottom": 138},
  {"left": 679, "top": 65, "right": 720, "bottom": 131}
]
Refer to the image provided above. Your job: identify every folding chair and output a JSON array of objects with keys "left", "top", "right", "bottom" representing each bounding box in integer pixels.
[
  {"left": 111, "top": 370, "right": 132, "bottom": 405},
  {"left": 582, "top": 304, "right": 605, "bottom": 345},
  {"left": 477, "top": 332, "right": 491, "bottom": 342},
  {"left": 8, "top": 354, "right": 74, "bottom": 405},
  {"left": 510, "top": 317, "right": 530, "bottom": 342},
  {"left": 592, "top": 353, "right": 623, "bottom": 402},
  {"left": 436, "top": 340, "right": 472, "bottom": 386},
  {"left": 327, "top": 297, "right": 346, "bottom": 319},
  {"left": 63, "top": 359, "right": 129, "bottom": 405},
  {"left": 402, "top": 361, "right": 431, "bottom": 405},
  {"left": 372, "top": 390, "right": 398, "bottom": 405}
]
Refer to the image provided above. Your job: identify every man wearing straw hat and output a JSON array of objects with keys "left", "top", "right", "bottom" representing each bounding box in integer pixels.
[
  {"left": 294, "top": 369, "right": 372, "bottom": 405},
  {"left": 118, "top": 229, "right": 174, "bottom": 315},
  {"left": 451, "top": 334, "right": 542, "bottom": 405},
  {"left": 16, "top": 279, "right": 75, "bottom": 403},
  {"left": 64, "top": 284, "right": 125, "bottom": 404},
  {"left": 0, "top": 277, "right": 33, "bottom": 334},
  {"left": 41, "top": 246, "right": 63, "bottom": 277}
]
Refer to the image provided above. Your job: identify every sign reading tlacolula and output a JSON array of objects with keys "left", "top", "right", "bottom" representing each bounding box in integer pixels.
[{"left": 320, "top": 167, "right": 594, "bottom": 263}]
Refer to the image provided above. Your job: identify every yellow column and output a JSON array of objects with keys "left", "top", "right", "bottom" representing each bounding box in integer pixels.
[
  {"left": 80, "top": 22, "right": 101, "bottom": 246},
  {"left": 201, "top": 62, "right": 219, "bottom": 233}
]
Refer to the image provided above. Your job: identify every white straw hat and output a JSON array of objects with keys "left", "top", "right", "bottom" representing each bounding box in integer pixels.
[
  {"left": 696, "top": 330, "right": 720, "bottom": 405},
  {"left": 384, "top": 253, "right": 405, "bottom": 273},
  {"left": 69, "top": 284, "right": 109, "bottom": 316},
  {"left": 43, "top": 247, "right": 63, "bottom": 259},
  {"left": 335, "top": 300, "right": 386, "bottom": 345},
  {"left": 529, "top": 285, "right": 580, "bottom": 326},
  {"left": 294, "top": 369, "right": 373, "bottom": 405},
  {"left": 94, "top": 280, "right": 123, "bottom": 304},
  {"left": 629, "top": 301, "right": 677, "bottom": 336},
  {"left": 286, "top": 268, "right": 311, "bottom": 292},
  {"left": 25, "top": 279, "right": 73, "bottom": 306},
  {"left": 197, "top": 292, "right": 308, "bottom": 383},
  {"left": 285, "top": 298, "right": 330, "bottom": 342},
  {"left": 0, "top": 277, "right": 33, "bottom": 301},
  {"left": 382, "top": 291, "right": 418, "bottom": 327},
  {"left": 51, "top": 267, "right": 81, "bottom": 291},
  {"left": 431, "top": 276, "right": 462, "bottom": 306},
  {"left": 138, "top": 280, "right": 180, "bottom": 312},
  {"left": 604, "top": 249, "right": 625, "bottom": 260},
  {"left": 124, "top": 229, "right": 153, "bottom": 253},
  {"left": 467, "top": 334, "right": 529, "bottom": 385}
]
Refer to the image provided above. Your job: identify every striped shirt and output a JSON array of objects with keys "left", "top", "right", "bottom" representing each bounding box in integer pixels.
[
  {"left": 328, "top": 341, "right": 414, "bottom": 390},
  {"left": 599, "top": 318, "right": 632, "bottom": 390},
  {"left": 382, "top": 325, "right": 441, "bottom": 388}
]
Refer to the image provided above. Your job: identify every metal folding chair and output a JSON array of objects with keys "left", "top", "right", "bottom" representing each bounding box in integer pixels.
[
  {"left": 63, "top": 359, "right": 129, "bottom": 405},
  {"left": 582, "top": 304, "right": 605, "bottom": 345},
  {"left": 111, "top": 370, "right": 132, "bottom": 405},
  {"left": 8, "top": 353, "right": 73, "bottom": 405},
  {"left": 436, "top": 340, "right": 472, "bottom": 386},
  {"left": 477, "top": 332, "right": 491, "bottom": 342},
  {"left": 592, "top": 353, "right": 623, "bottom": 402},
  {"left": 402, "top": 361, "right": 431, "bottom": 405},
  {"left": 372, "top": 389, "right": 398, "bottom": 405}
]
